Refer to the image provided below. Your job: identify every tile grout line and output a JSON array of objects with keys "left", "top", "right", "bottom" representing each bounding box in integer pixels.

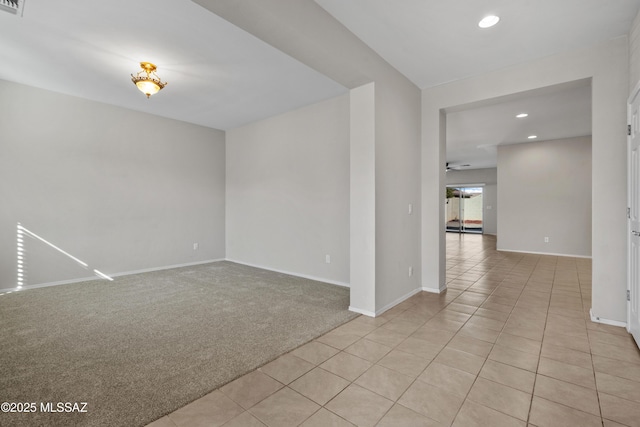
[
  {"left": 156, "top": 236, "right": 640, "bottom": 427},
  {"left": 422, "top": 245, "right": 535, "bottom": 425},
  {"left": 525, "top": 254, "right": 556, "bottom": 426},
  {"left": 478, "top": 252, "right": 541, "bottom": 425},
  {"left": 578, "top": 255, "right": 606, "bottom": 427}
]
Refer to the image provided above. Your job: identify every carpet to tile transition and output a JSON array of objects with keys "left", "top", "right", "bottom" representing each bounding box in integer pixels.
[{"left": 0, "top": 261, "right": 357, "bottom": 427}]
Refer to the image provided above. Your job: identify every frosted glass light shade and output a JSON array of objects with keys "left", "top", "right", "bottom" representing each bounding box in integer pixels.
[{"left": 135, "top": 80, "right": 161, "bottom": 97}]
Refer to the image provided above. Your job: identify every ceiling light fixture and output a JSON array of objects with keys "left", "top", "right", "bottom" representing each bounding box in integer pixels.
[
  {"left": 131, "top": 62, "right": 167, "bottom": 98},
  {"left": 516, "top": 113, "right": 528, "bottom": 118},
  {"left": 478, "top": 15, "right": 500, "bottom": 28},
  {"left": 528, "top": 135, "right": 538, "bottom": 139}
]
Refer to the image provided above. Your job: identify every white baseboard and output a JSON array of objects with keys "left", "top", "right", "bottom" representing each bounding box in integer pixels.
[
  {"left": 348, "top": 287, "right": 425, "bottom": 318},
  {"left": 349, "top": 306, "right": 376, "bottom": 317},
  {"left": 0, "top": 259, "right": 225, "bottom": 293},
  {"left": 0, "top": 275, "right": 100, "bottom": 293},
  {"left": 374, "top": 288, "right": 423, "bottom": 316},
  {"left": 110, "top": 259, "right": 225, "bottom": 278},
  {"left": 590, "top": 308, "right": 627, "bottom": 328},
  {"left": 225, "top": 259, "right": 350, "bottom": 288},
  {"left": 497, "top": 248, "right": 592, "bottom": 259},
  {"left": 422, "top": 285, "right": 444, "bottom": 294},
  {"left": 3, "top": 258, "right": 350, "bottom": 294}
]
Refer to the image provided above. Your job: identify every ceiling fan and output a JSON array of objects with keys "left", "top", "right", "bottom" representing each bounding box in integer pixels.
[{"left": 446, "top": 162, "right": 470, "bottom": 171}]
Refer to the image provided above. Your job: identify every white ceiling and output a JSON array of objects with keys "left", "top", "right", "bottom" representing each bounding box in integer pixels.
[
  {"left": 1, "top": 0, "right": 639, "bottom": 165},
  {"left": 446, "top": 81, "right": 592, "bottom": 169},
  {"left": 315, "top": 0, "right": 639, "bottom": 89},
  {"left": 316, "top": 0, "right": 638, "bottom": 169},
  {"left": 0, "top": 0, "right": 346, "bottom": 130}
]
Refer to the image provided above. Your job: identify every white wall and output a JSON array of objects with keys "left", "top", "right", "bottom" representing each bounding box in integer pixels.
[
  {"left": 0, "top": 80, "right": 226, "bottom": 289},
  {"left": 446, "top": 168, "right": 497, "bottom": 235},
  {"left": 630, "top": 11, "right": 640, "bottom": 89},
  {"left": 197, "top": 0, "right": 423, "bottom": 315},
  {"left": 423, "top": 38, "right": 629, "bottom": 323},
  {"left": 225, "top": 95, "right": 350, "bottom": 285},
  {"left": 350, "top": 83, "right": 376, "bottom": 312},
  {"left": 497, "top": 137, "right": 592, "bottom": 257},
  {"left": 374, "top": 78, "right": 422, "bottom": 313}
]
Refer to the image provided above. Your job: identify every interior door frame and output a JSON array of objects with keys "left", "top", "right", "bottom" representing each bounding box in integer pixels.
[
  {"left": 445, "top": 185, "right": 461, "bottom": 233},
  {"left": 628, "top": 80, "right": 640, "bottom": 345}
]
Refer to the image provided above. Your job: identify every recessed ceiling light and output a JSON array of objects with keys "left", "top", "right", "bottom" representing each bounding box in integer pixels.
[
  {"left": 528, "top": 135, "right": 537, "bottom": 139},
  {"left": 478, "top": 15, "right": 500, "bottom": 28},
  {"left": 516, "top": 113, "right": 528, "bottom": 118}
]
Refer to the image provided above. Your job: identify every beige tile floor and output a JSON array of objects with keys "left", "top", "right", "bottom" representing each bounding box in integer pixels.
[{"left": 147, "top": 234, "right": 640, "bottom": 427}]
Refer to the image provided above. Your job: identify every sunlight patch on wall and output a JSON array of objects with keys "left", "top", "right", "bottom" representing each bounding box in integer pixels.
[{"left": 4, "top": 223, "right": 113, "bottom": 295}]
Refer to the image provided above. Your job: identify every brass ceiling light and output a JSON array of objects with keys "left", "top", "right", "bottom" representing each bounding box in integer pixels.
[{"left": 131, "top": 62, "right": 167, "bottom": 98}]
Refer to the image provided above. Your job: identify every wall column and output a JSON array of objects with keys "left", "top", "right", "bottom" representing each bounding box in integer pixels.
[
  {"left": 349, "top": 83, "right": 376, "bottom": 315},
  {"left": 421, "top": 108, "right": 447, "bottom": 293}
]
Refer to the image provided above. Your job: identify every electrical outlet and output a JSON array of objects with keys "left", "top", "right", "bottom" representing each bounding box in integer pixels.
[
  {"left": 325, "top": 254, "right": 331, "bottom": 264},
  {"left": 408, "top": 203, "right": 413, "bottom": 215},
  {"left": 193, "top": 243, "right": 199, "bottom": 250},
  {"left": 544, "top": 237, "right": 549, "bottom": 243},
  {"left": 408, "top": 266, "right": 413, "bottom": 277}
]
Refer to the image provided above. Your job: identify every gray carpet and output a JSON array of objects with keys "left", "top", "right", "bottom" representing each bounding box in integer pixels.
[{"left": 0, "top": 261, "right": 357, "bottom": 427}]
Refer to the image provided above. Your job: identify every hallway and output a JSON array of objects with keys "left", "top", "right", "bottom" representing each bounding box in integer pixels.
[{"left": 150, "top": 234, "right": 640, "bottom": 426}]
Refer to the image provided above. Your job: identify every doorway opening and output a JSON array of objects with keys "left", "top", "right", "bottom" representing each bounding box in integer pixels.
[{"left": 446, "top": 186, "right": 483, "bottom": 234}]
